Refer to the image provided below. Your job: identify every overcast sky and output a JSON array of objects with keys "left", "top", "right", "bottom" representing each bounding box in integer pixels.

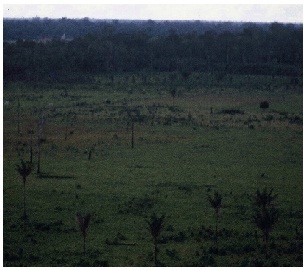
[{"left": 3, "top": 4, "right": 303, "bottom": 23}]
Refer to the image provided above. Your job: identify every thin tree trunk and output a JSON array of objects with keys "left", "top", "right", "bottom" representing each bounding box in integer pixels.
[
  {"left": 29, "top": 134, "right": 33, "bottom": 164},
  {"left": 215, "top": 213, "right": 218, "bottom": 249},
  {"left": 65, "top": 123, "right": 68, "bottom": 140},
  {"left": 83, "top": 235, "right": 86, "bottom": 256},
  {"left": 154, "top": 238, "right": 158, "bottom": 266},
  {"left": 215, "top": 214, "right": 218, "bottom": 237},
  {"left": 131, "top": 121, "right": 134, "bottom": 149},
  {"left": 17, "top": 99, "right": 21, "bottom": 135},
  {"left": 37, "top": 142, "right": 41, "bottom": 174},
  {"left": 30, "top": 145, "right": 33, "bottom": 164},
  {"left": 264, "top": 232, "right": 269, "bottom": 259},
  {"left": 23, "top": 179, "right": 27, "bottom": 219},
  {"left": 37, "top": 120, "right": 42, "bottom": 174}
]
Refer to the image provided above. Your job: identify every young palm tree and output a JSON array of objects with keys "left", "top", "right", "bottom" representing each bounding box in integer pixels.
[
  {"left": 76, "top": 213, "right": 91, "bottom": 256},
  {"left": 208, "top": 191, "right": 222, "bottom": 242},
  {"left": 16, "top": 159, "right": 32, "bottom": 219},
  {"left": 126, "top": 108, "right": 140, "bottom": 149},
  {"left": 255, "top": 188, "right": 277, "bottom": 210},
  {"left": 253, "top": 206, "right": 279, "bottom": 258},
  {"left": 170, "top": 86, "right": 177, "bottom": 106},
  {"left": 147, "top": 213, "right": 165, "bottom": 266},
  {"left": 253, "top": 188, "right": 278, "bottom": 258},
  {"left": 28, "top": 129, "right": 34, "bottom": 164}
]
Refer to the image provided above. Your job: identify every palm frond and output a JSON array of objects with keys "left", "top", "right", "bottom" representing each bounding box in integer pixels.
[
  {"left": 16, "top": 159, "right": 32, "bottom": 181},
  {"left": 255, "top": 188, "right": 277, "bottom": 209},
  {"left": 208, "top": 191, "right": 222, "bottom": 211},
  {"left": 76, "top": 212, "right": 91, "bottom": 237},
  {"left": 253, "top": 207, "right": 279, "bottom": 233},
  {"left": 147, "top": 213, "right": 165, "bottom": 239}
]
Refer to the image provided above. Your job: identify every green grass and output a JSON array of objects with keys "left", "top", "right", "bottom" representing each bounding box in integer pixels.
[{"left": 3, "top": 73, "right": 302, "bottom": 266}]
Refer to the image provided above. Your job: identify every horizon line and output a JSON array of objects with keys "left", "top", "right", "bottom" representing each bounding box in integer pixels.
[{"left": 3, "top": 17, "right": 303, "bottom": 24}]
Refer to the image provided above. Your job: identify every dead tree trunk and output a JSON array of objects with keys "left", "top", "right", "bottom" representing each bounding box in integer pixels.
[
  {"left": 37, "top": 114, "right": 45, "bottom": 175},
  {"left": 154, "top": 238, "right": 158, "bottom": 266},
  {"left": 131, "top": 121, "right": 135, "bottom": 149},
  {"left": 17, "top": 99, "right": 21, "bottom": 135},
  {"left": 23, "top": 178, "right": 27, "bottom": 219}
]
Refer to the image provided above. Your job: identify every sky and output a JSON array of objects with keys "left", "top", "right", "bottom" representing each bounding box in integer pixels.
[{"left": 3, "top": 4, "right": 303, "bottom": 23}]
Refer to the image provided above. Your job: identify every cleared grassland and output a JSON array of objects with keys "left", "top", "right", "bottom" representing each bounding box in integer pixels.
[{"left": 3, "top": 73, "right": 302, "bottom": 266}]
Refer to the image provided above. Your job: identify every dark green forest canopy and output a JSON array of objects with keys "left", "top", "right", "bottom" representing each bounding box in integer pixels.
[{"left": 3, "top": 19, "right": 303, "bottom": 81}]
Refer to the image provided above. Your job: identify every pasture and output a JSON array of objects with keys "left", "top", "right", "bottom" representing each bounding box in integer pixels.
[{"left": 3, "top": 73, "right": 303, "bottom": 266}]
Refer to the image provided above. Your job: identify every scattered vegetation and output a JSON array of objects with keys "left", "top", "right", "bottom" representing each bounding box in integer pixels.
[{"left": 3, "top": 18, "right": 302, "bottom": 267}]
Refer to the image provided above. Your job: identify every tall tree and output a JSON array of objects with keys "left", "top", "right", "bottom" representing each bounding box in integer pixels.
[
  {"left": 253, "top": 206, "right": 278, "bottom": 258},
  {"left": 254, "top": 188, "right": 277, "bottom": 210},
  {"left": 147, "top": 213, "right": 165, "bottom": 266},
  {"left": 252, "top": 188, "right": 279, "bottom": 258},
  {"left": 208, "top": 191, "right": 222, "bottom": 247},
  {"left": 76, "top": 213, "right": 91, "bottom": 256},
  {"left": 126, "top": 108, "right": 140, "bottom": 149},
  {"left": 16, "top": 159, "right": 32, "bottom": 219},
  {"left": 37, "top": 113, "right": 46, "bottom": 175}
]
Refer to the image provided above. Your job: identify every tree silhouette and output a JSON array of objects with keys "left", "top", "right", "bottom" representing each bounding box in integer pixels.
[
  {"left": 254, "top": 188, "right": 277, "bottom": 210},
  {"left": 260, "top": 101, "right": 269, "bottom": 109},
  {"left": 253, "top": 206, "right": 278, "bottom": 258},
  {"left": 37, "top": 113, "right": 46, "bottom": 175},
  {"left": 147, "top": 105, "right": 158, "bottom": 126},
  {"left": 16, "top": 159, "right": 32, "bottom": 219},
  {"left": 147, "top": 213, "right": 165, "bottom": 266},
  {"left": 17, "top": 98, "right": 21, "bottom": 135},
  {"left": 169, "top": 86, "right": 177, "bottom": 106},
  {"left": 208, "top": 191, "right": 222, "bottom": 247},
  {"left": 126, "top": 108, "right": 140, "bottom": 149},
  {"left": 253, "top": 188, "right": 278, "bottom": 258},
  {"left": 28, "top": 129, "right": 34, "bottom": 163},
  {"left": 76, "top": 213, "right": 91, "bottom": 256}
]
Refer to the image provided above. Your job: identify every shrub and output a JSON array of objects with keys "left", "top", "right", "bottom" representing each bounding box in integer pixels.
[
  {"left": 260, "top": 101, "right": 269, "bottom": 109},
  {"left": 194, "top": 248, "right": 216, "bottom": 266},
  {"left": 289, "top": 115, "right": 302, "bottom": 125},
  {"left": 263, "top": 114, "right": 274, "bottom": 121},
  {"left": 165, "top": 248, "right": 180, "bottom": 261},
  {"left": 219, "top": 109, "right": 244, "bottom": 115}
]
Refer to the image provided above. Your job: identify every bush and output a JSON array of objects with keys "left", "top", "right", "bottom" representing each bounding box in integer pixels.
[
  {"left": 118, "top": 196, "right": 156, "bottom": 216},
  {"left": 263, "top": 114, "right": 274, "bottom": 121},
  {"left": 92, "top": 260, "right": 109, "bottom": 267},
  {"left": 195, "top": 248, "right": 216, "bottom": 267},
  {"left": 289, "top": 115, "right": 302, "bottom": 125},
  {"left": 166, "top": 249, "right": 180, "bottom": 261},
  {"left": 219, "top": 109, "right": 244, "bottom": 115},
  {"left": 4, "top": 251, "right": 19, "bottom": 262},
  {"left": 260, "top": 101, "right": 269, "bottom": 109}
]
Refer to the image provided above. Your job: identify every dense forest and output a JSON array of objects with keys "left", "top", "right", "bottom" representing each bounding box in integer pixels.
[
  {"left": 4, "top": 19, "right": 303, "bottom": 81},
  {"left": 4, "top": 18, "right": 288, "bottom": 40}
]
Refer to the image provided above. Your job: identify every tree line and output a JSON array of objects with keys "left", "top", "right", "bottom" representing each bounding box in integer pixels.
[
  {"left": 5, "top": 18, "right": 297, "bottom": 40},
  {"left": 4, "top": 21, "right": 302, "bottom": 81}
]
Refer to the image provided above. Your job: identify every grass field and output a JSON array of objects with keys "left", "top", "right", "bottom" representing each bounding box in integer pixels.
[{"left": 3, "top": 73, "right": 303, "bottom": 266}]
